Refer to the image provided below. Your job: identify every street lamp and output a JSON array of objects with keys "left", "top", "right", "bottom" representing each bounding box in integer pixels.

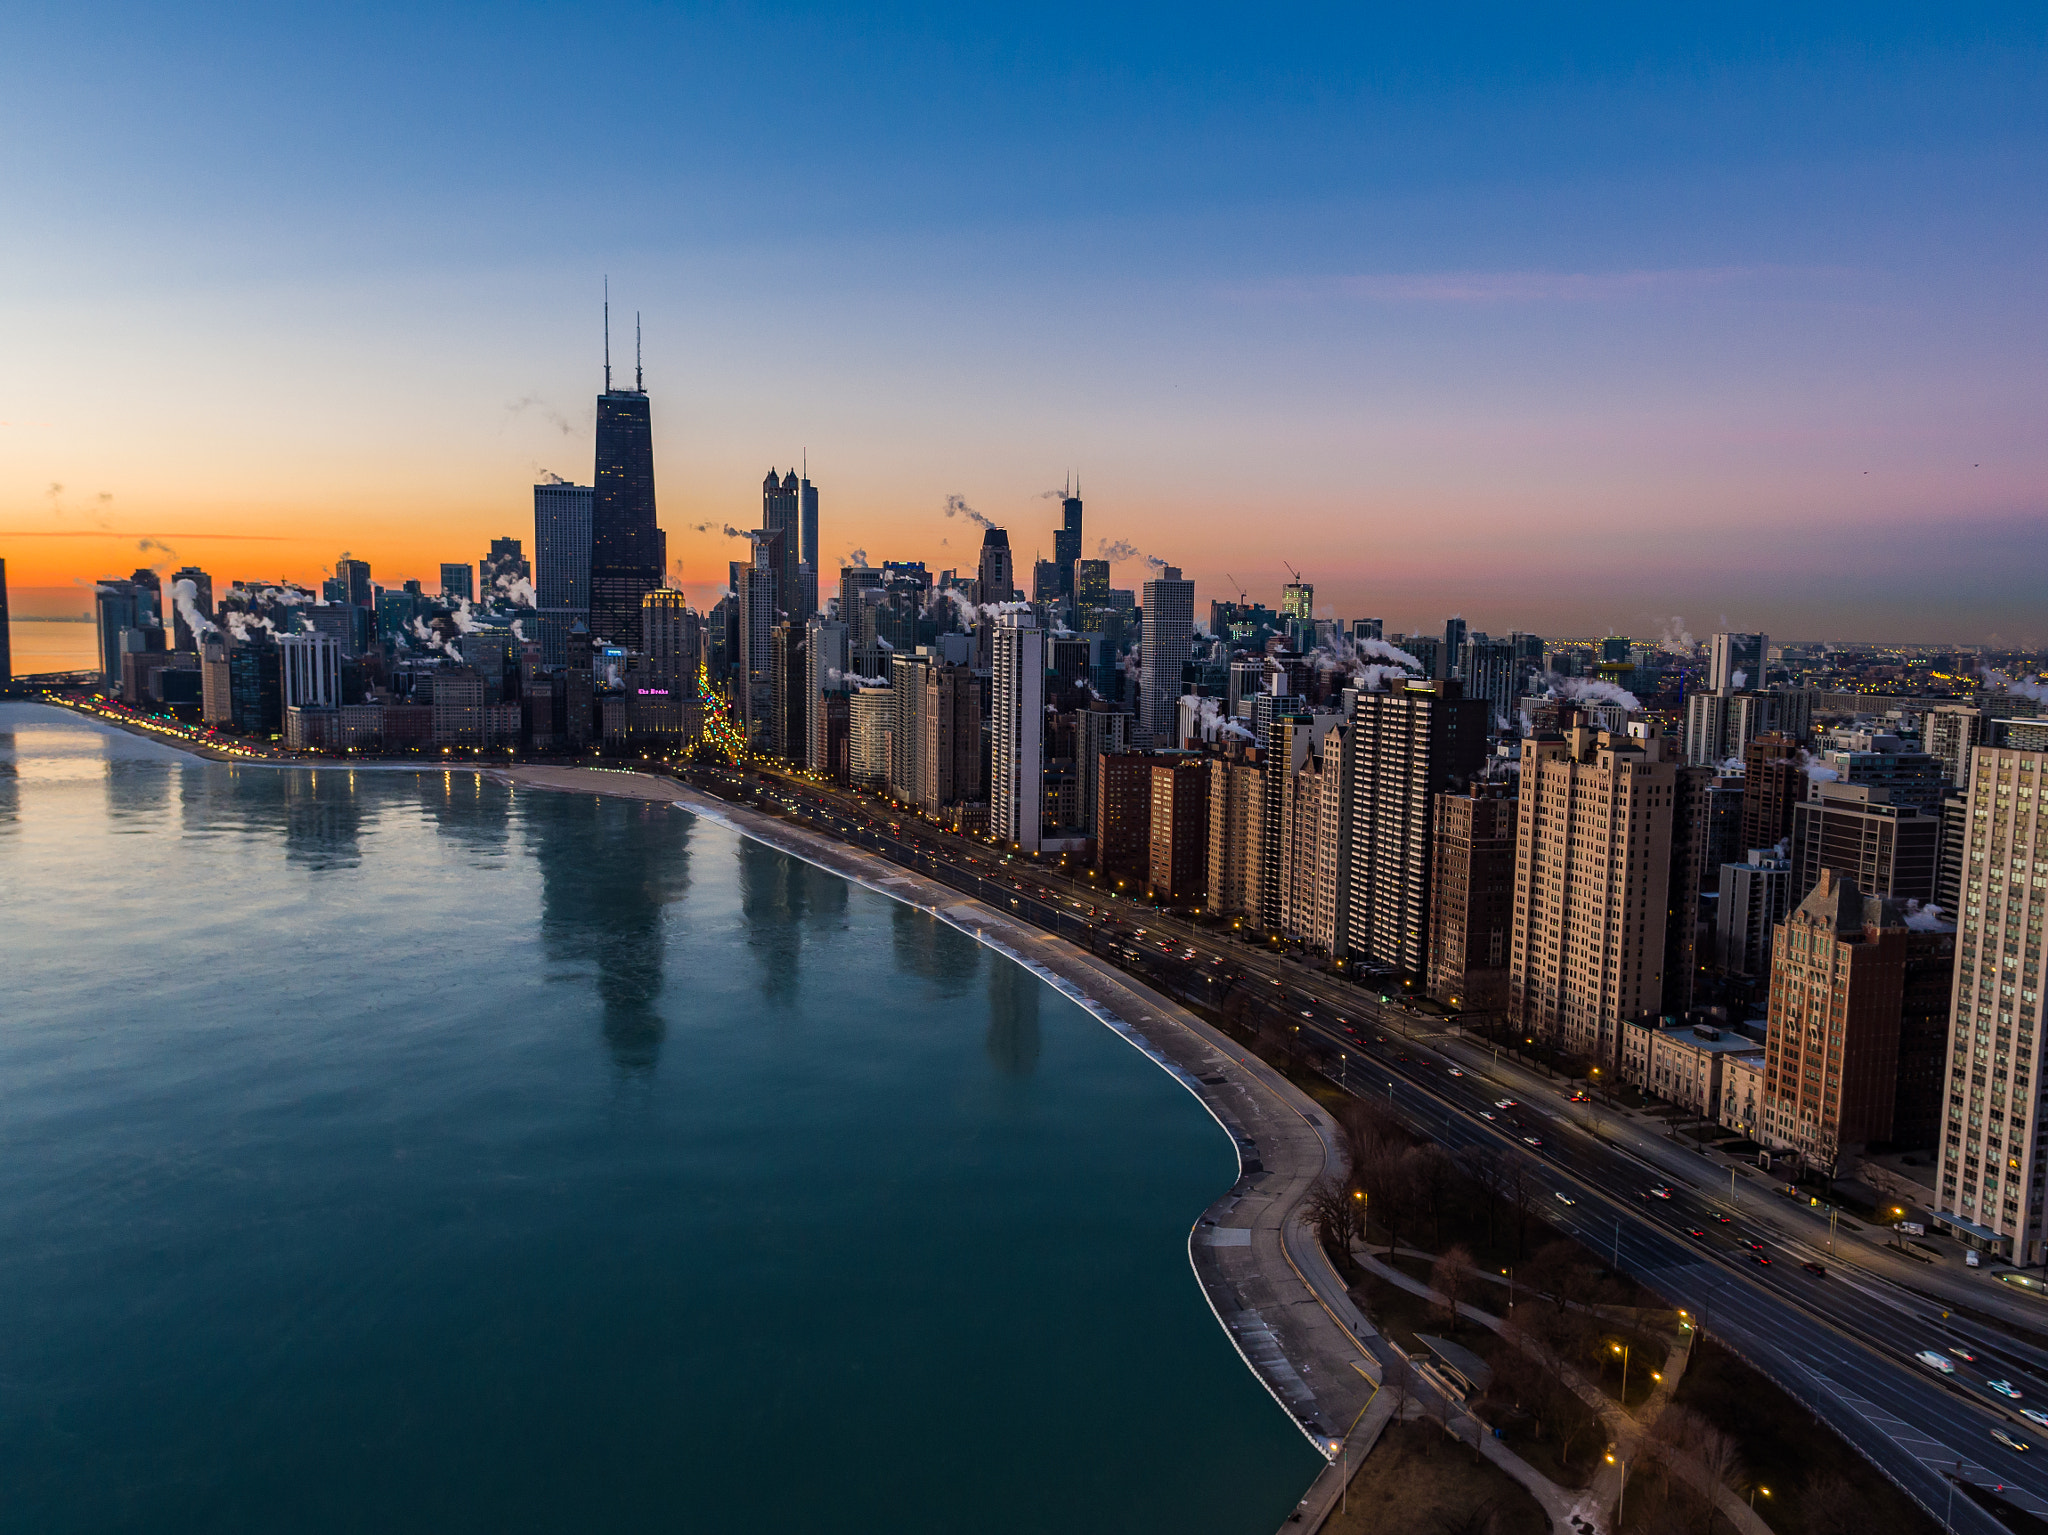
[
  {"left": 1611, "top": 1341, "right": 1630, "bottom": 1403},
  {"left": 1606, "top": 1450, "right": 1629, "bottom": 1528}
]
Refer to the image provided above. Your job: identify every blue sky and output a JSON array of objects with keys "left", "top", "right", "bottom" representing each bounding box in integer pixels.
[{"left": 4, "top": 3, "right": 2044, "bottom": 641}]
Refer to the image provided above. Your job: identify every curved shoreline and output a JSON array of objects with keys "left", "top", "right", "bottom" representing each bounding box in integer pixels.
[{"left": 11, "top": 706, "right": 1390, "bottom": 1532}]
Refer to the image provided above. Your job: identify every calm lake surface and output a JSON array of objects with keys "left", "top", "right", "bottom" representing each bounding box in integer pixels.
[{"left": 0, "top": 703, "right": 1318, "bottom": 1533}]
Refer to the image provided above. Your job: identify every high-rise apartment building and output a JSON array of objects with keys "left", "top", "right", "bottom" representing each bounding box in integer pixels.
[
  {"left": 1935, "top": 747, "right": 2048, "bottom": 1260},
  {"left": 920, "top": 660, "right": 981, "bottom": 814},
  {"left": 1760, "top": 870, "right": 1909, "bottom": 1165},
  {"left": 1149, "top": 758, "right": 1208, "bottom": 905},
  {"left": 1096, "top": 751, "right": 1160, "bottom": 884},
  {"left": 1818, "top": 743, "right": 1948, "bottom": 815},
  {"left": 1139, "top": 566, "right": 1194, "bottom": 746},
  {"left": 1718, "top": 848, "right": 1792, "bottom": 978},
  {"left": 277, "top": 632, "right": 341, "bottom": 711},
  {"left": 805, "top": 616, "right": 848, "bottom": 773},
  {"left": 991, "top": 611, "right": 1044, "bottom": 851},
  {"left": 1076, "top": 707, "right": 1130, "bottom": 838},
  {"left": 534, "top": 479, "right": 595, "bottom": 667},
  {"left": 1925, "top": 705, "right": 1985, "bottom": 790},
  {"left": 1740, "top": 732, "right": 1805, "bottom": 852},
  {"left": 1897, "top": 920, "right": 1958, "bottom": 1152},
  {"left": 1206, "top": 751, "right": 1260, "bottom": 917},
  {"left": 1509, "top": 717, "right": 1677, "bottom": 1065},
  {"left": 480, "top": 537, "right": 529, "bottom": 598},
  {"left": 1253, "top": 689, "right": 1314, "bottom": 928},
  {"left": 1662, "top": 764, "right": 1722, "bottom": 1016},
  {"left": 440, "top": 564, "right": 474, "bottom": 602},
  {"left": 1709, "top": 632, "right": 1767, "bottom": 693},
  {"left": 770, "top": 621, "right": 807, "bottom": 763},
  {"left": 1790, "top": 782, "right": 1940, "bottom": 906},
  {"left": 1281, "top": 723, "right": 1342, "bottom": 940},
  {"left": 95, "top": 574, "right": 162, "bottom": 685},
  {"left": 848, "top": 686, "right": 892, "bottom": 788},
  {"left": 1343, "top": 678, "right": 1489, "bottom": 975},
  {"left": 1428, "top": 785, "right": 1518, "bottom": 1011},
  {"left": 588, "top": 331, "right": 662, "bottom": 650},
  {"left": 634, "top": 588, "right": 698, "bottom": 743},
  {"left": 1682, "top": 688, "right": 1773, "bottom": 768},
  {"left": 1281, "top": 581, "right": 1313, "bottom": 623},
  {"left": 889, "top": 651, "right": 929, "bottom": 804}
]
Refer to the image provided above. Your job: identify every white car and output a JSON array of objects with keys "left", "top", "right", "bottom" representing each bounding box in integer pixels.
[
  {"left": 1650, "top": 1187, "right": 1673, "bottom": 1200},
  {"left": 1917, "top": 1350, "right": 1956, "bottom": 1374},
  {"left": 1555, "top": 1192, "right": 1576, "bottom": 1206},
  {"left": 2022, "top": 1409, "right": 2048, "bottom": 1429},
  {"left": 1991, "top": 1380, "right": 2024, "bottom": 1400},
  {"left": 1495, "top": 1099, "right": 1518, "bottom": 1110}
]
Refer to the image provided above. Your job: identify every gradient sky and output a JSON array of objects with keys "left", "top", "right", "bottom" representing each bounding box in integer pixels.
[{"left": 3, "top": 3, "right": 2044, "bottom": 642}]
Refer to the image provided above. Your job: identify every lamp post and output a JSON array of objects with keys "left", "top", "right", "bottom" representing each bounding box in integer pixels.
[
  {"left": 1606, "top": 1450, "right": 1629, "bottom": 1528},
  {"left": 1611, "top": 1341, "right": 1630, "bottom": 1405}
]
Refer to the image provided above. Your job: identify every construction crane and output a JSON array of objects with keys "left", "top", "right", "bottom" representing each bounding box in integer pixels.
[
  {"left": 1224, "top": 572, "right": 1248, "bottom": 604},
  {"left": 1282, "top": 560, "right": 1303, "bottom": 583}
]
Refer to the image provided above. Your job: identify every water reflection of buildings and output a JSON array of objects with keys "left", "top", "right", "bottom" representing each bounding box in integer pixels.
[
  {"left": 890, "top": 903, "right": 980, "bottom": 997},
  {"left": 528, "top": 792, "right": 692, "bottom": 1074},
  {"left": 737, "top": 838, "right": 847, "bottom": 1004},
  {"left": 985, "top": 955, "right": 1042, "bottom": 1077},
  {"left": 416, "top": 769, "right": 512, "bottom": 859},
  {"left": 279, "top": 770, "right": 367, "bottom": 871}
]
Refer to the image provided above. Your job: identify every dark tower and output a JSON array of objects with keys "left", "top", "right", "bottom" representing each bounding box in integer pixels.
[
  {"left": 1053, "top": 474, "right": 1083, "bottom": 602},
  {"left": 589, "top": 299, "right": 662, "bottom": 650},
  {"left": 763, "top": 469, "right": 801, "bottom": 613}
]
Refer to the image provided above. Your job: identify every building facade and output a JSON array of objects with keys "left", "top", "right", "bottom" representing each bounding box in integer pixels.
[
  {"left": 1935, "top": 748, "right": 2048, "bottom": 1258},
  {"left": 1139, "top": 567, "right": 1195, "bottom": 746},
  {"left": 1508, "top": 717, "right": 1676, "bottom": 1065},
  {"left": 991, "top": 612, "right": 1044, "bottom": 851},
  {"left": 1427, "top": 784, "right": 1518, "bottom": 1012}
]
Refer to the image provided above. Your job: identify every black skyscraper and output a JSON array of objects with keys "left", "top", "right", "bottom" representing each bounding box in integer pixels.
[
  {"left": 589, "top": 308, "right": 662, "bottom": 651},
  {"left": 1053, "top": 480, "right": 1083, "bottom": 601}
]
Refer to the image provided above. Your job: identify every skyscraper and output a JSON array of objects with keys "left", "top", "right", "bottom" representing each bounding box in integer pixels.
[
  {"left": 167, "top": 566, "right": 213, "bottom": 652},
  {"left": 1935, "top": 746, "right": 2048, "bottom": 1260},
  {"left": 1508, "top": 715, "right": 1676, "bottom": 1064},
  {"left": 1759, "top": 870, "right": 1908, "bottom": 1164},
  {"left": 1342, "top": 678, "right": 1489, "bottom": 975},
  {"left": 977, "top": 527, "right": 1014, "bottom": 605},
  {"left": 1740, "top": 731, "right": 1805, "bottom": 850},
  {"left": 763, "top": 470, "right": 801, "bottom": 615},
  {"left": 439, "top": 564, "right": 474, "bottom": 602},
  {"left": 920, "top": 658, "right": 981, "bottom": 814},
  {"left": 0, "top": 558, "right": 10, "bottom": 683},
  {"left": 1074, "top": 559, "right": 1110, "bottom": 610},
  {"left": 1428, "top": 784, "right": 1519, "bottom": 1010},
  {"left": 534, "top": 477, "right": 594, "bottom": 666},
  {"left": 1054, "top": 486, "right": 1083, "bottom": 601},
  {"left": 991, "top": 610, "right": 1044, "bottom": 851},
  {"left": 1709, "top": 632, "right": 1768, "bottom": 693},
  {"left": 800, "top": 466, "right": 820, "bottom": 575},
  {"left": 738, "top": 544, "right": 778, "bottom": 744},
  {"left": 1139, "top": 565, "right": 1194, "bottom": 745},
  {"left": 588, "top": 309, "right": 662, "bottom": 650}
]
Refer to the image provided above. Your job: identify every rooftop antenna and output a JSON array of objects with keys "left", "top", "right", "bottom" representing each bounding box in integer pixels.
[
  {"left": 635, "top": 311, "right": 643, "bottom": 392},
  {"left": 603, "top": 277, "right": 612, "bottom": 393}
]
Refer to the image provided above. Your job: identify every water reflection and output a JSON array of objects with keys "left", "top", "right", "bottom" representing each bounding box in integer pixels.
[
  {"left": 0, "top": 735, "right": 17, "bottom": 829},
  {"left": 528, "top": 794, "right": 692, "bottom": 1073},
  {"left": 104, "top": 758, "right": 174, "bottom": 828},
  {"left": 985, "top": 959, "right": 1042, "bottom": 1077},
  {"left": 735, "top": 839, "right": 846, "bottom": 1003},
  {"left": 890, "top": 903, "right": 981, "bottom": 997},
  {"left": 280, "top": 771, "right": 366, "bottom": 871},
  {"left": 418, "top": 769, "right": 512, "bottom": 860}
]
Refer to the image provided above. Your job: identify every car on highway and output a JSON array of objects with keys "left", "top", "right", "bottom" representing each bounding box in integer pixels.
[
  {"left": 2023, "top": 1409, "right": 2048, "bottom": 1429},
  {"left": 1801, "top": 1262, "right": 1826, "bottom": 1277},
  {"left": 1448, "top": 1068, "right": 1464, "bottom": 1077},
  {"left": 1300, "top": 1010, "right": 1314, "bottom": 1019},
  {"left": 1916, "top": 1351, "right": 1956, "bottom": 1373},
  {"left": 1495, "top": 1099, "right": 1518, "bottom": 1109},
  {"left": 1555, "top": 1192, "right": 1576, "bottom": 1206},
  {"left": 1568, "top": 1091, "right": 1591, "bottom": 1102},
  {"left": 1479, "top": 1111, "right": 1496, "bottom": 1121},
  {"left": 1686, "top": 1227, "right": 1707, "bottom": 1239},
  {"left": 1649, "top": 1187, "right": 1673, "bottom": 1199},
  {"left": 1710, "top": 1213, "right": 1732, "bottom": 1225},
  {"left": 1952, "top": 1348, "right": 1978, "bottom": 1364},
  {"left": 1753, "top": 1254, "right": 1773, "bottom": 1267},
  {"left": 1741, "top": 1238, "right": 1765, "bottom": 1251},
  {"left": 1522, "top": 1136, "right": 1543, "bottom": 1149},
  {"left": 1993, "top": 1429, "right": 2031, "bottom": 1453},
  {"left": 1990, "top": 1380, "right": 2025, "bottom": 1400}
]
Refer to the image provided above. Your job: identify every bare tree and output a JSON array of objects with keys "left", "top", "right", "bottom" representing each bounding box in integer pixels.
[
  {"left": 1414, "top": 1144, "right": 1460, "bottom": 1250},
  {"left": 1502, "top": 1157, "right": 1543, "bottom": 1262},
  {"left": 1458, "top": 1141, "right": 1511, "bottom": 1251},
  {"left": 1433, "top": 1501, "right": 1499, "bottom": 1535},
  {"left": 1363, "top": 1144, "right": 1420, "bottom": 1257},
  {"left": 1301, "top": 1174, "right": 1364, "bottom": 1261},
  {"left": 1801, "top": 1469, "right": 1860, "bottom": 1535},
  {"left": 1432, "top": 1243, "right": 1477, "bottom": 1328},
  {"left": 1384, "top": 1349, "right": 1416, "bottom": 1421}
]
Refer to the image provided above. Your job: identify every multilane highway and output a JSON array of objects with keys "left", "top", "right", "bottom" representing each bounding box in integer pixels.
[{"left": 705, "top": 763, "right": 2046, "bottom": 1530}]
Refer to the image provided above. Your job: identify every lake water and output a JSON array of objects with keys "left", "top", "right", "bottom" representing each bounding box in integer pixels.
[
  {"left": 7, "top": 618, "right": 99, "bottom": 676},
  {"left": 0, "top": 703, "right": 1317, "bottom": 1533}
]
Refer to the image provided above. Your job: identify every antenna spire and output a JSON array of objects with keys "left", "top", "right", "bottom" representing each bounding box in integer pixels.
[
  {"left": 635, "top": 311, "right": 643, "bottom": 392},
  {"left": 603, "top": 277, "right": 612, "bottom": 393}
]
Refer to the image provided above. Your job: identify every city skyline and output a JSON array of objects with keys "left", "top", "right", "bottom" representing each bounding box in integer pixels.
[{"left": 4, "top": 7, "right": 2045, "bottom": 642}]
